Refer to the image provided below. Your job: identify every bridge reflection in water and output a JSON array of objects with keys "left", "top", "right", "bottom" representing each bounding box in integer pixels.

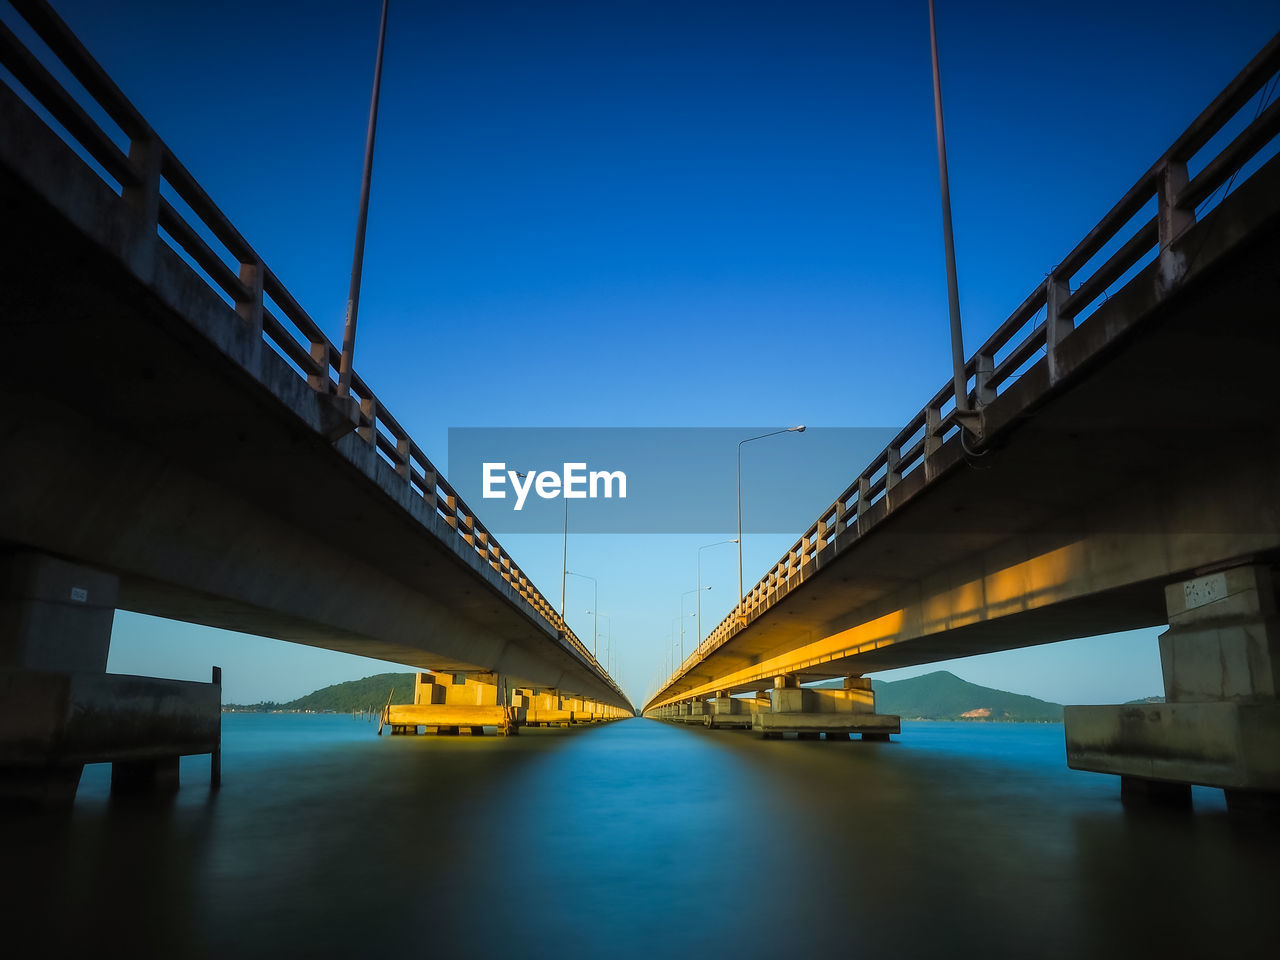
[{"left": 2, "top": 716, "right": 1273, "bottom": 956}]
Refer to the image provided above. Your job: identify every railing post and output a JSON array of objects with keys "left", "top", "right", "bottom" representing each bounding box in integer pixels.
[
  {"left": 924, "top": 404, "right": 943, "bottom": 481},
  {"left": 1045, "top": 273, "right": 1073, "bottom": 385},
  {"left": 308, "top": 342, "right": 332, "bottom": 393},
  {"left": 1157, "top": 160, "right": 1194, "bottom": 249},
  {"left": 886, "top": 444, "right": 902, "bottom": 491},
  {"left": 974, "top": 352, "right": 995, "bottom": 406},
  {"left": 395, "top": 436, "right": 411, "bottom": 481},
  {"left": 421, "top": 467, "right": 437, "bottom": 511},
  {"left": 358, "top": 397, "right": 377, "bottom": 445},
  {"left": 1157, "top": 160, "right": 1195, "bottom": 291},
  {"left": 236, "top": 258, "right": 264, "bottom": 339},
  {"left": 832, "top": 500, "right": 849, "bottom": 544},
  {"left": 123, "top": 137, "right": 162, "bottom": 275},
  {"left": 857, "top": 474, "right": 871, "bottom": 522}
]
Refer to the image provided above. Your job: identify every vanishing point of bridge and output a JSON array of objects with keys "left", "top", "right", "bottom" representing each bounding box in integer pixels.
[{"left": 2, "top": 0, "right": 1279, "bottom": 812}]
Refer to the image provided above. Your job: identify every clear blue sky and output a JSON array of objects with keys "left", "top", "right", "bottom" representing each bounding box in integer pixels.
[{"left": 18, "top": 0, "right": 1277, "bottom": 706}]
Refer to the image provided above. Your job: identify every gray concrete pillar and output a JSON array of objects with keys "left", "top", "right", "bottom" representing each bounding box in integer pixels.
[
  {"left": 1, "top": 554, "right": 115, "bottom": 806},
  {"left": 0, "top": 552, "right": 117, "bottom": 672},
  {"left": 1, "top": 553, "right": 222, "bottom": 807},
  {"left": 1066, "top": 565, "right": 1280, "bottom": 808}
]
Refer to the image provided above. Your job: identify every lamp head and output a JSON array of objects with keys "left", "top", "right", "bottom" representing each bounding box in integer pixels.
[{"left": 788, "top": 424, "right": 806, "bottom": 433}]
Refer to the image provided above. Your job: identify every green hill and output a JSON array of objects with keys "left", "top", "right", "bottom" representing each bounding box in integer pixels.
[
  {"left": 224, "top": 672, "right": 417, "bottom": 713},
  {"left": 815, "top": 670, "right": 1063, "bottom": 721}
]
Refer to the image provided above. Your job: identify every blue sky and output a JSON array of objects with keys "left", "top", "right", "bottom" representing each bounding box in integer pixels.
[{"left": 15, "top": 0, "right": 1277, "bottom": 706}]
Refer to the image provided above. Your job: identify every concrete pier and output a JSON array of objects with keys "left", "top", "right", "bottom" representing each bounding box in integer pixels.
[
  {"left": 0, "top": 553, "right": 221, "bottom": 806},
  {"left": 384, "top": 670, "right": 524, "bottom": 735},
  {"left": 1066, "top": 566, "right": 1280, "bottom": 809},
  {"left": 752, "top": 675, "right": 900, "bottom": 740},
  {"left": 523, "top": 690, "right": 574, "bottom": 726},
  {"left": 704, "top": 692, "right": 757, "bottom": 729}
]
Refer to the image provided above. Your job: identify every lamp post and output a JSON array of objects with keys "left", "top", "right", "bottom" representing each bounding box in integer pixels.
[
  {"left": 337, "top": 0, "right": 391, "bottom": 398},
  {"left": 560, "top": 498, "right": 568, "bottom": 620},
  {"left": 697, "top": 538, "right": 737, "bottom": 647},
  {"left": 680, "top": 588, "right": 709, "bottom": 662},
  {"left": 567, "top": 571, "right": 597, "bottom": 656},
  {"left": 670, "top": 612, "right": 695, "bottom": 673},
  {"left": 517, "top": 470, "right": 569, "bottom": 628},
  {"left": 586, "top": 611, "right": 611, "bottom": 670},
  {"left": 589, "top": 612, "right": 612, "bottom": 675},
  {"left": 927, "top": 0, "right": 974, "bottom": 425},
  {"left": 737, "top": 427, "right": 805, "bottom": 621}
]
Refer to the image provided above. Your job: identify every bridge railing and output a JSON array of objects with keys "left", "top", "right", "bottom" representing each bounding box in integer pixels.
[
  {"left": 669, "top": 30, "right": 1280, "bottom": 696},
  {"left": 0, "top": 0, "right": 620, "bottom": 693}
]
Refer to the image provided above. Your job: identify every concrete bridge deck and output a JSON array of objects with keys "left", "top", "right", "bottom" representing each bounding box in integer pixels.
[
  {"left": 644, "top": 31, "right": 1280, "bottom": 804},
  {"left": 0, "top": 0, "right": 630, "bottom": 801}
]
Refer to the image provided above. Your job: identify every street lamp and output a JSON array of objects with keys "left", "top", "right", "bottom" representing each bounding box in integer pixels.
[
  {"left": 737, "top": 426, "right": 805, "bottom": 620},
  {"left": 680, "top": 587, "right": 709, "bottom": 662},
  {"left": 516, "top": 469, "right": 570, "bottom": 627},
  {"left": 586, "top": 611, "right": 611, "bottom": 670},
  {"left": 567, "top": 571, "right": 597, "bottom": 656},
  {"left": 588, "top": 611, "right": 613, "bottom": 675},
  {"left": 337, "top": 0, "right": 391, "bottom": 398},
  {"left": 698, "top": 538, "right": 737, "bottom": 647},
  {"left": 560, "top": 498, "right": 568, "bottom": 620},
  {"left": 670, "top": 612, "right": 695, "bottom": 673}
]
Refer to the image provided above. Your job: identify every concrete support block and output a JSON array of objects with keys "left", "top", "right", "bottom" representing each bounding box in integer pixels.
[
  {"left": 1065, "top": 701, "right": 1280, "bottom": 791},
  {"left": 416, "top": 670, "right": 503, "bottom": 707},
  {"left": 1158, "top": 567, "right": 1280, "bottom": 702},
  {"left": 1066, "top": 566, "right": 1280, "bottom": 807},
  {"left": 0, "top": 553, "right": 117, "bottom": 672},
  {"left": 756, "top": 676, "right": 898, "bottom": 739}
]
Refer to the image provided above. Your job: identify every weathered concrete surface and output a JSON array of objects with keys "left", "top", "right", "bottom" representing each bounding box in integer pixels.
[
  {"left": 385, "top": 670, "right": 523, "bottom": 735},
  {"left": 1067, "top": 565, "right": 1280, "bottom": 796},
  {"left": 648, "top": 153, "right": 1280, "bottom": 713},
  {"left": 751, "top": 676, "right": 900, "bottom": 739},
  {"left": 0, "top": 553, "right": 220, "bottom": 804},
  {"left": 1065, "top": 702, "right": 1280, "bottom": 791},
  {"left": 0, "top": 78, "right": 629, "bottom": 712},
  {"left": 0, "top": 668, "right": 220, "bottom": 764}
]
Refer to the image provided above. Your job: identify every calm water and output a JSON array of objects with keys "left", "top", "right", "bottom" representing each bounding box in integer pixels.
[{"left": 3, "top": 716, "right": 1275, "bottom": 957}]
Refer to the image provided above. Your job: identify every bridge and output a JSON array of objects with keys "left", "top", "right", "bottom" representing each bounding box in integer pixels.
[
  {"left": 645, "top": 32, "right": 1280, "bottom": 808},
  {"left": 0, "top": 0, "right": 631, "bottom": 804},
  {"left": 1, "top": 0, "right": 1278, "bottom": 813}
]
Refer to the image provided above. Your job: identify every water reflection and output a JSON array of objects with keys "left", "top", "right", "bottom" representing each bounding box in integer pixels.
[{"left": 2, "top": 717, "right": 1274, "bottom": 957}]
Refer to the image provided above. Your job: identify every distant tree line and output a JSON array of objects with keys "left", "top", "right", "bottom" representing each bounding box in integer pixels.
[{"left": 222, "top": 673, "right": 416, "bottom": 713}]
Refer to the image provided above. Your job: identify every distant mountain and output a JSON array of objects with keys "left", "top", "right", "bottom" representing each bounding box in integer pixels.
[
  {"left": 224, "top": 672, "right": 416, "bottom": 713},
  {"left": 814, "top": 670, "right": 1063, "bottom": 721},
  {"left": 1124, "top": 696, "right": 1164, "bottom": 704}
]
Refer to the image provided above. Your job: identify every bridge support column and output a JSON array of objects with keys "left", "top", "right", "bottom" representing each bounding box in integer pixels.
[
  {"left": 383, "top": 670, "right": 524, "bottom": 735},
  {"left": 527, "top": 690, "right": 572, "bottom": 726},
  {"left": 753, "top": 674, "right": 901, "bottom": 741},
  {"left": 0, "top": 553, "right": 220, "bottom": 806},
  {"left": 706, "top": 691, "right": 754, "bottom": 729},
  {"left": 1066, "top": 565, "right": 1280, "bottom": 810}
]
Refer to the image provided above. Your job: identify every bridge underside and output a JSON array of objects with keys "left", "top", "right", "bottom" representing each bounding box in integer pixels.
[
  {"left": 0, "top": 81, "right": 627, "bottom": 712},
  {"left": 650, "top": 154, "right": 1280, "bottom": 710}
]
